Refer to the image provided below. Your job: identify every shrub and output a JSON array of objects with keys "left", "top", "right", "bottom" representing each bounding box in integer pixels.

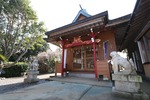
[
  {"left": 38, "top": 59, "right": 55, "bottom": 74},
  {"left": 38, "top": 62, "right": 49, "bottom": 74},
  {"left": 47, "top": 59, "right": 55, "bottom": 73},
  {"left": 0, "top": 62, "right": 28, "bottom": 78}
]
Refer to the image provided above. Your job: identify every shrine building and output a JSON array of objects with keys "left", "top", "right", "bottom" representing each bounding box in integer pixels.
[{"left": 45, "top": 8, "right": 131, "bottom": 79}]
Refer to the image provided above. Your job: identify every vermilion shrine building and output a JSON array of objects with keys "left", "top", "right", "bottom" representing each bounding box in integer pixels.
[{"left": 45, "top": 9, "right": 130, "bottom": 79}]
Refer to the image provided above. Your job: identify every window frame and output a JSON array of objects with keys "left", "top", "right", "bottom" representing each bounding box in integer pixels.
[{"left": 137, "top": 33, "right": 150, "bottom": 64}]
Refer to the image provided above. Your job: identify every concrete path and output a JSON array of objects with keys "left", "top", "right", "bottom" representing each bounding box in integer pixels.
[
  {"left": 0, "top": 81, "right": 90, "bottom": 100},
  {"left": 0, "top": 74, "right": 150, "bottom": 100},
  {"left": 0, "top": 81, "right": 131, "bottom": 100},
  {"left": 50, "top": 76, "right": 112, "bottom": 87},
  {"left": 0, "top": 81, "right": 136, "bottom": 100}
]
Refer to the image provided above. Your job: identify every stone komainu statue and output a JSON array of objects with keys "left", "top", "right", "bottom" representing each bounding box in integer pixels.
[
  {"left": 28, "top": 59, "right": 39, "bottom": 71},
  {"left": 110, "top": 51, "right": 136, "bottom": 75}
]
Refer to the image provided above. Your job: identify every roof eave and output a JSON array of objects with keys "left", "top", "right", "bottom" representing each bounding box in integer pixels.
[
  {"left": 45, "top": 11, "right": 108, "bottom": 36},
  {"left": 120, "top": 0, "right": 141, "bottom": 50}
]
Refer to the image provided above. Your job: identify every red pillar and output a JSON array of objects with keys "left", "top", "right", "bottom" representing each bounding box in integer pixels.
[
  {"left": 61, "top": 40, "right": 66, "bottom": 77},
  {"left": 93, "top": 42, "right": 98, "bottom": 78},
  {"left": 90, "top": 28, "right": 98, "bottom": 78},
  {"left": 61, "top": 46, "right": 64, "bottom": 77}
]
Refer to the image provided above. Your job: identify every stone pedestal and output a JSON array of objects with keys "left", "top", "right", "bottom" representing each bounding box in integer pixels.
[
  {"left": 24, "top": 70, "right": 39, "bottom": 83},
  {"left": 112, "top": 74, "right": 149, "bottom": 100}
]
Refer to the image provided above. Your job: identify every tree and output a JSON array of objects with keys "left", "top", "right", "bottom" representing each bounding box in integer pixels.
[
  {"left": 0, "top": 54, "right": 6, "bottom": 62},
  {"left": 0, "top": 0, "right": 46, "bottom": 67},
  {"left": 9, "top": 41, "right": 49, "bottom": 62},
  {"left": 0, "top": 54, "right": 6, "bottom": 69},
  {"left": 55, "top": 48, "right": 62, "bottom": 62},
  {"left": 24, "top": 41, "right": 49, "bottom": 58}
]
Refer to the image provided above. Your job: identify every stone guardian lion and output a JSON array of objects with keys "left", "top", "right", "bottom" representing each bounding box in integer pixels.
[{"left": 110, "top": 51, "right": 136, "bottom": 75}]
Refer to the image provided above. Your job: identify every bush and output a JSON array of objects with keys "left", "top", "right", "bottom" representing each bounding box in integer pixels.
[
  {"left": 48, "top": 59, "right": 55, "bottom": 73},
  {"left": 0, "top": 62, "right": 28, "bottom": 78},
  {"left": 38, "top": 62, "right": 49, "bottom": 74}
]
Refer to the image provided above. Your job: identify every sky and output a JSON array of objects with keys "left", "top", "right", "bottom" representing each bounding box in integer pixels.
[{"left": 30, "top": 0, "right": 137, "bottom": 51}]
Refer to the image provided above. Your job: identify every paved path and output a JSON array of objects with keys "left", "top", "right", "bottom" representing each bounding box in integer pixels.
[
  {"left": 0, "top": 74, "right": 150, "bottom": 100},
  {"left": 50, "top": 76, "right": 112, "bottom": 87},
  {"left": 0, "top": 81, "right": 132, "bottom": 100}
]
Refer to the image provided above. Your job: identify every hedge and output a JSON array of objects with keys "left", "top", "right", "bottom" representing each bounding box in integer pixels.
[{"left": 0, "top": 62, "right": 28, "bottom": 78}]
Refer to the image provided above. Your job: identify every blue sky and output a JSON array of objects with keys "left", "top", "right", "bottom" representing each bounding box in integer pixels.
[{"left": 30, "top": 0, "right": 137, "bottom": 51}]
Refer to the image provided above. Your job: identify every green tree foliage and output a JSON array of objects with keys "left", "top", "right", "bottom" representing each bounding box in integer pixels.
[
  {"left": 0, "top": 0, "right": 46, "bottom": 67},
  {"left": 24, "top": 41, "right": 49, "bottom": 59},
  {"left": 9, "top": 41, "right": 49, "bottom": 62},
  {"left": 0, "top": 54, "right": 6, "bottom": 70},
  {"left": 0, "top": 54, "right": 6, "bottom": 62}
]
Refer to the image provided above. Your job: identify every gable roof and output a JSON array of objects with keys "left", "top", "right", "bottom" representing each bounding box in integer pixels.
[
  {"left": 45, "top": 11, "right": 108, "bottom": 36},
  {"left": 45, "top": 10, "right": 131, "bottom": 47},
  {"left": 72, "top": 9, "right": 91, "bottom": 23}
]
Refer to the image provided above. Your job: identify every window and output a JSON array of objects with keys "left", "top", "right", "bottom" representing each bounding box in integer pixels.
[
  {"left": 138, "top": 31, "right": 150, "bottom": 64},
  {"left": 103, "top": 41, "right": 109, "bottom": 59},
  {"left": 73, "top": 45, "right": 97, "bottom": 70},
  {"left": 132, "top": 51, "right": 143, "bottom": 72},
  {"left": 86, "top": 46, "right": 94, "bottom": 69},
  {"left": 73, "top": 48, "right": 82, "bottom": 69}
]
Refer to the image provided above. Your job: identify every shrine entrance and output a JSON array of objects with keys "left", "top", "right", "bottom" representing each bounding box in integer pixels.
[{"left": 73, "top": 45, "right": 97, "bottom": 71}]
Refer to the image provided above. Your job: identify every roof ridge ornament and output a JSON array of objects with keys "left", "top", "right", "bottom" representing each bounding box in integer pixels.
[
  {"left": 72, "top": 5, "right": 91, "bottom": 23},
  {"left": 79, "top": 4, "right": 83, "bottom": 10}
]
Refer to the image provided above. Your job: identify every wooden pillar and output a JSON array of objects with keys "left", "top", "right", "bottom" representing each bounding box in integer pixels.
[
  {"left": 93, "top": 41, "right": 98, "bottom": 78},
  {"left": 90, "top": 28, "right": 98, "bottom": 78},
  {"left": 84, "top": 50, "right": 87, "bottom": 70},
  {"left": 81, "top": 46, "right": 84, "bottom": 70},
  {"left": 55, "top": 62, "right": 57, "bottom": 77}
]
